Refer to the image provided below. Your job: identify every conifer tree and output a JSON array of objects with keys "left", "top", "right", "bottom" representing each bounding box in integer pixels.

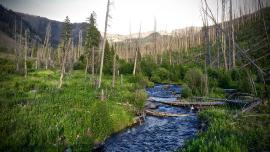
[{"left": 85, "top": 12, "right": 101, "bottom": 78}]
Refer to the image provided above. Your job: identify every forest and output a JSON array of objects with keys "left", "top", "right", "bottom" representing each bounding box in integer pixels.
[{"left": 0, "top": 0, "right": 270, "bottom": 151}]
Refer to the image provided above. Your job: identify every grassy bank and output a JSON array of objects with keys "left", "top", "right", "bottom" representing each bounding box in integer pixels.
[
  {"left": 182, "top": 104, "right": 270, "bottom": 152},
  {"left": 0, "top": 58, "right": 148, "bottom": 151}
]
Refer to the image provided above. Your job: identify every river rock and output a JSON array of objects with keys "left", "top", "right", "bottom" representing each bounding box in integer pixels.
[{"left": 145, "top": 102, "right": 158, "bottom": 109}]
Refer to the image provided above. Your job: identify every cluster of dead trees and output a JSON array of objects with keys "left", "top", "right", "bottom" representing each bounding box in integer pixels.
[
  {"left": 117, "top": 0, "right": 269, "bottom": 71},
  {"left": 12, "top": 0, "right": 269, "bottom": 90},
  {"left": 12, "top": 0, "right": 115, "bottom": 90}
]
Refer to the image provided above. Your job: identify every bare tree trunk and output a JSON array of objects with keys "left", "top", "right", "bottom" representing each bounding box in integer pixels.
[
  {"left": 18, "top": 19, "right": 22, "bottom": 71},
  {"left": 91, "top": 47, "right": 95, "bottom": 76},
  {"left": 14, "top": 18, "right": 19, "bottom": 71},
  {"left": 133, "top": 50, "right": 138, "bottom": 75},
  {"left": 232, "top": 18, "right": 236, "bottom": 68},
  {"left": 43, "top": 22, "right": 51, "bottom": 70},
  {"left": 133, "top": 25, "right": 141, "bottom": 75},
  {"left": 24, "top": 30, "right": 28, "bottom": 78},
  {"left": 154, "top": 18, "right": 157, "bottom": 63},
  {"left": 98, "top": 0, "right": 110, "bottom": 88},
  {"left": 77, "top": 30, "right": 83, "bottom": 61},
  {"left": 258, "top": 0, "right": 270, "bottom": 48},
  {"left": 85, "top": 53, "right": 89, "bottom": 77},
  {"left": 222, "top": 0, "right": 228, "bottom": 70},
  {"left": 112, "top": 45, "right": 116, "bottom": 88},
  {"left": 58, "top": 39, "right": 71, "bottom": 89}
]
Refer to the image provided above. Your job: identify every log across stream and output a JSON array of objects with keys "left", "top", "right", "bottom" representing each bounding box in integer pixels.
[{"left": 101, "top": 84, "right": 198, "bottom": 152}]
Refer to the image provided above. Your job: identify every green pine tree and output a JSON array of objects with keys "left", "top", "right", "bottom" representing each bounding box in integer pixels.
[{"left": 85, "top": 12, "right": 101, "bottom": 50}]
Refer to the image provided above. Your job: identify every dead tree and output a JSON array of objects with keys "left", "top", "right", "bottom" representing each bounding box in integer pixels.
[
  {"left": 24, "top": 30, "right": 28, "bottom": 78},
  {"left": 203, "top": 0, "right": 265, "bottom": 76},
  {"left": 58, "top": 38, "right": 71, "bottom": 88},
  {"left": 14, "top": 18, "right": 19, "bottom": 71},
  {"left": 43, "top": 22, "right": 51, "bottom": 70},
  {"left": 201, "top": 0, "right": 209, "bottom": 95},
  {"left": 112, "top": 44, "right": 117, "bottom": 88},
  {"left": 154, "top": 18, "right": 157, "bottom": 63},
  {"left": 18, "top": 19, "right": 22, "bottom": 71},
  {"left": 133, "top": 25, "right": 141, "bottom": 75},
  {"left": 221, "top": 0, "right": 228, "bottom": 70},
  {"left": 98, "top": 0, "right": 110, "bottom": 88},
  {"left": 91, "top": 47, "right": 95, "bottom": 77},
  {"left": 77, "top": 29, "right": 83, "bottom": 61},
  {"left": 258, "top": 0, "right": 270, "bottom": 49}
]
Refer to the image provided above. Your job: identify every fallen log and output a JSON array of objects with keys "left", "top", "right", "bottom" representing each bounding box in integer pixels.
[
  {"left": 241, "top": 99, "right": 262, "bottom": 113},
  {"left": 145, "top": 109, "right": 192, "bottom": 117},
  {"left": 234, "top": 99, "right": 262, "bottom": 118},
  {"left": 152, "top": 100, "right": 225, "bottom": 107}
]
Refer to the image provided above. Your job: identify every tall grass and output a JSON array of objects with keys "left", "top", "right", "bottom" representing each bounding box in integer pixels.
[{"left": 0, "top": 66, "right": 145, "bottom": 151}]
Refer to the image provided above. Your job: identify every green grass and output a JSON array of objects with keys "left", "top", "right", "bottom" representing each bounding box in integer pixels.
[
  {"left": 0, "top": 64, "right": 146, "bottom": 151},
  {"left": 181, "top": 104, "right": 270, "bottom": 152}
]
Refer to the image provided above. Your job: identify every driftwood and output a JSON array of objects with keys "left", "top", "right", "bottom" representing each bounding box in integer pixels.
[
  {"left": 156, "top": 100, "right": 225, "bottom": 107},
  {"left": 241, "top": 100, "right": 262, "bottom": 113},
  {"left": 233, "top": 98, "right": 262, "bottom": 118},
  {"left": 145, "top": 109, "right": 192, "bottom": 117}
]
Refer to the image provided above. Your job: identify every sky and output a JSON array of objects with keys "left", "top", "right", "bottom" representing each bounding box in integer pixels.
[{"left": 1, "top": 0, "right": 221, "bottom": 35}]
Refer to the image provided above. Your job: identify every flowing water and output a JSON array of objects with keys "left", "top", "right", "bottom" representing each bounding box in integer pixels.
[{"left": 102, "top": 84, "right": 198, "bottom": 152}]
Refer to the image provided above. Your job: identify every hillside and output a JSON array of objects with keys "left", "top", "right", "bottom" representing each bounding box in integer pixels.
[{"left": 0, "top": 5, "right": 88, "bottom": 48}]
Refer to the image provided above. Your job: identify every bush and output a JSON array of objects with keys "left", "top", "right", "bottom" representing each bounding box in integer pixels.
[
  {"left": 218, "top": 71, "right": 232, "bottom": 89},
  {"left": 151, "top": 67, "right": 171, "bottom": 83},
  {"left": 182, "top": 84, "right": 192, "bottom": 98},
  {"left": 128, "top": 73, "right": 153, "bottom": 88},
  {"left": 73, "top": 61, "right": 85, "bottom": 70},
  {"left": 119, "top": 60, "right": 133, "bottom": 75},
  {"left": 128, "top": 89, "right": 147, "bottom": 113},
  {"left": 184, "top": 68, "right": 206, "bottom": 96},
  {"left": 140, "top": 56, "right": 157, "bottom": 78}
]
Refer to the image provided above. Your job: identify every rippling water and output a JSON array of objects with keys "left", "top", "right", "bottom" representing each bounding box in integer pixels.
[{"left": 102, "top": 84, "right": 198, "bottom": 152}]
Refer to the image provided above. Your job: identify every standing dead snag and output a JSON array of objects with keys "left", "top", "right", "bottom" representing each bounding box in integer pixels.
[
  {"left": 112, "top": 44, "right": 117, "bottom": 88},
  {"left": 201, "top": 0, "right": 209, "bottom": 95},
  {"left": 14, "top": 18, "right": 19, "bottom": 72},
  {"left": 58, "top": 16, "right": 72, "bottom": 89},
  {"left": 18, "top": 19, "right": 22, "bottom": 72},
  {"left": 221, "top": 0, "right": 228, "bottom": 70},
  {"left": 43, "top": 22, "right": 51, "bottom": 70},
  {"left": 58, "top": 38, "right": 71, "bottom": 88},
  {"left": 154, "top": 18, "right": 157, "bottom": 63},
  {"left": 92, "top": 47, "right": 95, "bottom": 79},
  {"left": 133, "top": 24, "right": 141, "bottom": 75},
  {"left": 98, "top": 0, "right": 111, "bottom": 88},
  {"left": 24, "top": 30, "right": 28, "bottom": 78}
]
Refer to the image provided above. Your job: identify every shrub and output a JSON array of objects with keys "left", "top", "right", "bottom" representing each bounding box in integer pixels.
[
  {"left": 73, "top": 61, "right": 85, "bottom": 70},
  {"left": 182, "top": 84, "right": 192, "bottom": 98},
  {"left": 119, "top": 60, "right": 133, "bottom": 75},
  {"left": 128, "top": 73, "right": 153, "bottom": 88},
  {"left": 218, "top": 71, "right": 232, "bottom": 89},
  {"left": 184, "top": 68, "right": 206, "bottom": 96},
  {"left": 128, "top": 89, "right": 147, "bottom": 113},
  {"left": 140, "top": 56, "right": 157, "bottom": 77},
  {"left": 151, "top": 67, "right": 171, "bottom": 83}
]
